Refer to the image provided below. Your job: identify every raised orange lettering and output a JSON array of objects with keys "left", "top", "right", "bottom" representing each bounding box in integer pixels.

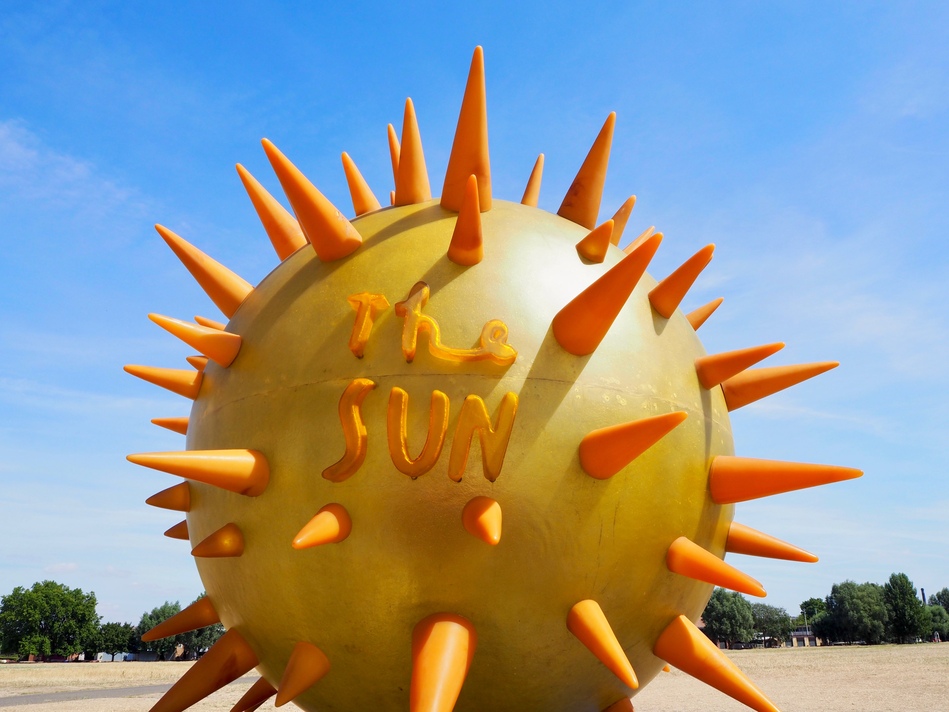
[
  {"left": 448, "top": 392, "right": 518, "bottom": 481},
  {"left": 347, "top": 292, "right": 390, "bottom": 358},
  {"left": 394, "top": 282, "right": 516, "bottom": 365},
  {"left": 322, "top": 378, "right": 376, "bottom": 482},
  {"left": 387, "top": 387, "right": 450, "bottom": 478}
]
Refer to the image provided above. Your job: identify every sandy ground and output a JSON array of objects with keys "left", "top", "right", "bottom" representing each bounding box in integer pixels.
[{"left": 0, "top": 644, "right": 945, "bottom": 711}]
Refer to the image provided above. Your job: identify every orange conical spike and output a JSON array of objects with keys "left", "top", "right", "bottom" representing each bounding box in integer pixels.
[
  {"left": 655, "top": 616, "right": 779, "bottom": 712},
  {"left": 394, "top": 99, "right": 431, "bottom": 205},
  {"left": 194, "top": 315, "right": 226, "bottom": 330},
  {"left": 649, "top": 244, "right": 716, "bottom": 318},
  {"left": 126, "top": 449, "right": 269, "bottom": 497},
  {"left": 164, "top": 520, "right": 189, "bottom": 541},
  {"left": 149, "top": 629, "right": 258, "bottom": 712},
  {"left": 521, "top": 154, "right": 544, "bottom": 207},
  {"left": 275, "top": 641, "right": 331, "bottom": 707},
  {"left": 410, "top": 613, "right": 477, "bottom": 712},
  {"left": 142, "top": 597, "right": 220, "bottom": 642},
  {"left": 722, "top": 362, "right": 839, "bottom": 411},
  {"left": 609, "top": 196, "right": 636, "bottom": 246},
  {"left": 552, "top": 232, "right": 662, "bottom": 355},
  {"left": 155, "top": 224, "right": 253, "bottom": 318},
  {"left": 151, "top": 417, "right": 189, "bottom": 435},
  {"left": 146, "top": 482, "right": 191, "bottom": 512},
  {"left": 558, "top": 112, "right": 616, "bottom": 229},
  {"left": 726, "top": 522, "right": 818, "bottom": 563},
  {"left": 387, "top": 123, "right": 401, "bottom": 187},
  {"left": 261, "top": 139, "right": 362, "bottom": 262},
  {"left": 567, "top": 600, "right": 638, "bottom": 689},
  {"left": 580, "top": 411, "right": 687, "bottom": 480},
  {"left": 695, "top": 342, "right": 784, "bottom": 389},
  {"left": 292, "top": 504, "right": 352, "bottom": 549},
  {"left": 192, "top": 523, "right": 244, "bottom": 558},
  {"left": 686, "top": 297, "right": 723, "bottom": 330},
  {"left": 442, "top": 46, "right": 491, "bottom": 212},
  {"left": 124, "top": 365, "right": 203, "bottom": 400},
  {"left": 710, "top": 456, "right": 862, "bottom": 504},
  {"left": 341, "top": 152, "right": 382, "bottom": 216},
  {"left": 666, "top": 537, "right": 766, "bottom": 597},
  {"left": 462, "top": 496, "right": 502, "bottom": 545},
  {"left": 148, "top": 313, "right": 242, "bottom": 367},
  {"left": 576, "top": 220, "right": 615, "bottom": 263},
  {"left": 603, "top": 699, "right": 635, "bottom": 712},
  {"left": 447, "top": 175, "right": 483, "bottom": 266},
  {"left": 185, "top": 355, "right": 208, "bottom": 371},
  {"left": 230, "top": 677, "right": 277, "bottom": 712},
  {"left": 623, "top": 227, "right": 657, "bottom": 255},
  {"left": 235, "top": 163, "right": 307, "bottom": 260}
]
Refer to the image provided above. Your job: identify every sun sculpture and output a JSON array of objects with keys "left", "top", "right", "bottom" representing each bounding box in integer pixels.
[{"left": 125, "top": 47, "right": 861, "bottom": 712}]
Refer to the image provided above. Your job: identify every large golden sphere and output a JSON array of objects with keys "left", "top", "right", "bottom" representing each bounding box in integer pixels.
[
  {"left": 189, "top": 197, "right": 731, "bottom": 710},
  {"left": 129, "top": 46, "right": 860, "bottom": 712}
]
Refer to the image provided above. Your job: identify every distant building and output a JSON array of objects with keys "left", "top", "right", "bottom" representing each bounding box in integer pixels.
[{"left": 790, "top": 625, "right": 821, "bottom": 647}]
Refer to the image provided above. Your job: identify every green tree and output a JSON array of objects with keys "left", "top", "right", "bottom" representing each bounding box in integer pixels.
[
  {"left": 822, "top": 581, "right": 887, "bottom": 644},
  {"left": 799, "top": 597, "right": 825, "bottom": 624},
  {"left": 701, "top": 588, "right": 754, "bottom": 648},
  {"left": 751, "top": 603, "right": 792, "bottom": 647},
  {"left": 0, "top": 581, "right": 100, "bottom": 660},
  {"left": 929, "top": 587, "right": 949, "bottom": 612},
  {"left": 136, "top": 601, "right": 182, "bottom": 660},
  {"left": 100, "top": 622, "right": 137, "bottom": 661},
  {"left": 179, "top": 594, "right": 224, "bottom": 659},
  {"left": 884, "top": 572, "right": 925, "bottom": 643},
  {"left": 810, "top": 609, "right": 832, "bottom": 641},
  {"left": 81, "top": 624, "right": 103, "bottom": 661},
  {"left": 927, "top": 605, "right": 949, "bottom": 641}
]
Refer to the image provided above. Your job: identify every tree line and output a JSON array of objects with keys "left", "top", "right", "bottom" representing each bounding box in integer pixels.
[
  {"left": 0, "top": 580, "right": 223, "bottom": 661},
  {"left": 703, "top": 573, "right": 949, "bottom": 648}
]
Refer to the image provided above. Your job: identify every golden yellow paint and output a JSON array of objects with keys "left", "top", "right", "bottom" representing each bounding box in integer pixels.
[{"left": 179, "top": 199, "right": 735, "bottom": 711}]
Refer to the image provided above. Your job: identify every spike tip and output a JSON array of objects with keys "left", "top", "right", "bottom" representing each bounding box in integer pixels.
[
  {"left": 710, "top": 456, "right": 862, "bottom": 504},
  {"left": 127, "top": 449, "right": 269, "bottom": 497},
  {"left": 275, "top": 641, "right": 331, "bottom": 707},
  {"left": 441, "top": 46, "right": 491, "bottom": 211},
  {"left": 149, "top": 629, "right": 258, "bottom": 712},
  {"left": 558, "top": 113, "right": 616, "bottom": 229},
  {"left": 654, "top": 615, "right": 779, "bottom": 712},
  {"left": 262, "top": 139, "right": 362, "bottom": 262},
  {"left": 410, "top": 613, "right": 476, "bottom": 712},
  {"left": 567, "top": 600, "right": 638, "bottom": 689},
  {"left": 580, "top": 411, "right": 687, "bottom": 480},
  {"left": 553, "top": 232, "right": 662, "bottom": 355}
]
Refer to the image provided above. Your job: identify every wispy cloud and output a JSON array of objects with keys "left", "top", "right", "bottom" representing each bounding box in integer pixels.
[
  {"left": 0, "top": 376, "right": 173, "bottom": 417},
  {"left": 1, "top": 325, "right": 180, "bottom": 370},
  {"left": 743, "top": 400, "right": 889, "bottom": 434},
  {"left": 44, "top": 562, "right": 78, "bottom": 574},
  {"left": 0, "top": 119, "right": 151, "bottom": 244}
]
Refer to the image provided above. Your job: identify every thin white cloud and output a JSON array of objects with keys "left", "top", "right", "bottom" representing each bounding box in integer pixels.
[
  {"left": 0, "top": 376, "right": 175, "bottom": 416},
  {"left": 743, "top": 400, "right": 888, "bottom": 434},
  {"left": 44, "top": 562, "right": 78, "bottom": 573},
  {"left": 0, "top": 119, "right": 151, "bottom": 242}
]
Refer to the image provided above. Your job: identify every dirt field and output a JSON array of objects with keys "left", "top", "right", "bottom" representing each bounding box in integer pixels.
[{"left": 0, "top": 644, "right": 945, "bottom": 711}]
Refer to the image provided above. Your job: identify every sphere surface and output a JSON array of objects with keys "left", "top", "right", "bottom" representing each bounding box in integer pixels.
[{"left": 186, "top": 199, "right": 733, "bottom": 710}]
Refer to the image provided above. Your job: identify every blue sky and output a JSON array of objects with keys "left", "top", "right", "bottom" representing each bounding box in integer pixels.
[{"left": 1, "top": 2, "right": 947, "bottom": 625}]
